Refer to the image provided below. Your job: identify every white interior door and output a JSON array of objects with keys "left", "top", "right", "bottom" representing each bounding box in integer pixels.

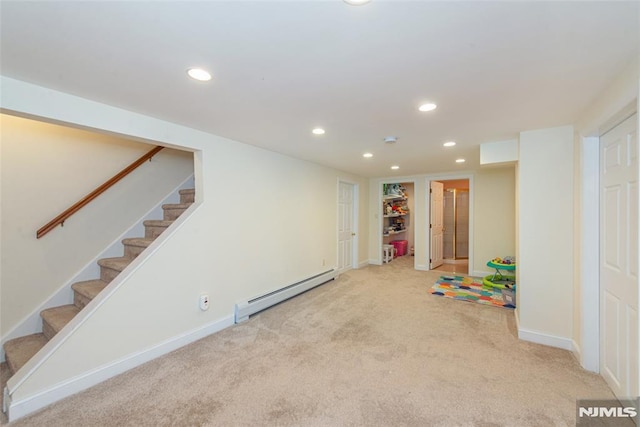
[
  {"left": 600, "top": 113, "right": 639, "bottom": 405},
  {"left": 338, "top": 182, "right": 355, "bottom": 273},
  {"left": 430, "top": 181, "right": 444, "bottom": 269}
]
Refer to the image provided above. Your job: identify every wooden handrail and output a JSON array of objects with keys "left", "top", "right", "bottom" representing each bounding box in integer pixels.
[{"left": 37, "top": 146, "right": 165, "bottom": 239}]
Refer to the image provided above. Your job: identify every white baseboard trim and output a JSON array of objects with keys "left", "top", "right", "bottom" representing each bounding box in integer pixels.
[
  {"left": 369, "top": 259, "right": 382, "bottom": 266},
  {"left": 569, "top": 339, "right": 599, "bottom": 373},
  {"left": 517, "top": 326, "right": 573, "bottom": 351},
  {"left": 571, "top": 339, "right": 589, "bottom": 370},
  {"left": 235, "top": 270, "right": 336, "bottom": 323},
  {"left": 358, "top": 260, "right": 369, "bottom": 269},
  {"left": 572, "top": 339, "right": 582, "bottom": 363},
  {"left": 415, "top": 264, "right": 429, "bottom": 271},
  {"left": 6, "top": 314, "right": 234, "bottom": 422}
]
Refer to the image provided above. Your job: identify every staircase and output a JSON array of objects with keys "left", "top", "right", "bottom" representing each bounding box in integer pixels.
[{"left": 2, "top": 188, "right": 195, "bottom": 378}]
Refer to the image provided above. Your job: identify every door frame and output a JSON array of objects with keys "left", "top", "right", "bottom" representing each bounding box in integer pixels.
[
  {"left": 376, "top": 178, "right": 418, "bottom": 268},
  {"left": 337, "top": 179, "right": 359, "bottom": 272},
  {"left": 425, "top": 174, "right": 474, "bottom": 274},
  {"left": 579, "top": 100, "right": 638, "bottom": 373}
]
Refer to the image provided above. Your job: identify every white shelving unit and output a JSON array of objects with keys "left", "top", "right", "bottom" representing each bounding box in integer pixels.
[{"left": 382, "top": 194, "right": 409, "bottom": 237}]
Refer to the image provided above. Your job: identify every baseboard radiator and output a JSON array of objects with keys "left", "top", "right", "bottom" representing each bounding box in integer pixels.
[{"left": 234, "top": 269, "right": 337, "bottom": 323}]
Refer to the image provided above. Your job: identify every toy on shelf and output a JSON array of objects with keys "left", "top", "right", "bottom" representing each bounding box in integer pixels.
[{"left": 383, "top": 183, "right": 406, "bottom": 198}]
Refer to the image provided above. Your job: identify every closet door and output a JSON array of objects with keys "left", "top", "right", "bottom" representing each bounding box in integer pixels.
[
  {"left": 338, "top": 181, "right": 354, "bottom": 273},
  {"left": 600, "top": 113, "right": 638, "bottom": 405}
]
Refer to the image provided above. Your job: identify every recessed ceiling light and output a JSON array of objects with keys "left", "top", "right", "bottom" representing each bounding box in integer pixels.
[
  {"left": 418, "top": 103, "right": 437, "bottom": 112},
  {"left": 344, "top": 0, "right": 371, "bottom": 5},
  {"left": 456, "top": 158, "right": 466, "bottom": 163},
  {"left": 363, "top": 153, "right": 373, "bottom": 158},
  {"left": 443, "top": 141, "right": 456, "bottom": 147},
  {"left": 391, "top": 165, "right": 400, "bottom": 170},
  {"left": 312, "top": 128, "right": 325, "bottom": 135},
  {"left": 187, "top": 68, "right": 212, "bottom": 82}
]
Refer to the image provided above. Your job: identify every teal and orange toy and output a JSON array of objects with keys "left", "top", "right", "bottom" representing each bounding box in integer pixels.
[
  {"left": 484, "top": 256, "right": 516, "bottom": 289},
  {"left": 488, "top": 256, "right": 516, "bottom": 266}
]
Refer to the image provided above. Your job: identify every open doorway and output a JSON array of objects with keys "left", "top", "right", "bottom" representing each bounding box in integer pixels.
[
  {"left": 381, "top": 181, "right": 416, "bottom": 269},
  {"left": 430, "top": 179, "right": 470, "bottom": 275}
]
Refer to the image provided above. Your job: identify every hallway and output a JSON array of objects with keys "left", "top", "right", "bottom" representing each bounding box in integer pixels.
[{"left": 432, "top": 260, "right": 469, "bottom": 275}]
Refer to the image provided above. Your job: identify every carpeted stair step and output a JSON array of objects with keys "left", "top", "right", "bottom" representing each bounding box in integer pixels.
[
  {"left": 71, "top": 279, "right": 108, "bottom": 310},
  {"left": 97, "top": 257, "right": 132, "bottom": 283},
  {"left": 3, "top": 333, "right": 48, "bottom": 375},
  {"left": 41, "top": 305, "right": 80, "bottom": 341},
  {"left": 143, "top": 219, "right": 174, "bottom": 239},
  {"left": 179, "top": 188, "right": 195, "bottom": 204},
  {"left": 1, "top": 186, "right": 196, "bottom": 385},
  {"left": 122, "top": 237, "right": 155, "bottom": 259},
  {"left": 162, "top": 203, "right": 191, "bottom": 221}
]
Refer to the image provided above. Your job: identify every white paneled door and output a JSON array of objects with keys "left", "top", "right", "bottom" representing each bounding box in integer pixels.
[
  {"left": 430, "top": 181, "right": 444, "bottom": 269},
  {"left": 600, "top": 113, "right": 639, "bottom": 405},
  {"left": 338, "top": 181, "right": 355, "bottom": 273}
]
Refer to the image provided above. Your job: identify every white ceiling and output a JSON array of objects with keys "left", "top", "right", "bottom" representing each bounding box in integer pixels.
[{"left": 1, "top": 1, "right": 638, "bottom": 177}]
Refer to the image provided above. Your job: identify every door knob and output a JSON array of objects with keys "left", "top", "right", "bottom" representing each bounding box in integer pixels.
[{"left": 351, "top": 232, "right": 356, "bottom": 236}]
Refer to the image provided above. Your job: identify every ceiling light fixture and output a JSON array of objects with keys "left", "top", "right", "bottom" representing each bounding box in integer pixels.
[
  {"left": 344, "top": 0, "right": 372, "bottom": 5},
  {"left": 187, "top": 68, "right": 212, "bottom": 82},
  {"left": 312, "top": 128, "right": 326, "bottom": 135},
  {"left": 456, "top": 158, "right": 466, "bottom": 163},
  {"left": 443, "top": 141, "right": 456, "bottom": 147},
  {"left": 384, "top": 136, "right": 398, "bottom": 144},
  {"left": 391, "top": 165, "right": 400, "bottom": 170},
  {"left": 363, "top": 153, "right": 373, "bottom": 158},
  {"left": 418, "top": 103, "right": 437, "bottom": 112}
]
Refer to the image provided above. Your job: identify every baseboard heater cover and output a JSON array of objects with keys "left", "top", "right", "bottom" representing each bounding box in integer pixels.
[{"left": 234, "top": 269, "right": 336, "bottom": 323}]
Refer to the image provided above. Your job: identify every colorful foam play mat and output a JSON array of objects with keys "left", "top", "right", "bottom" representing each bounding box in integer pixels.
[{"left": 429, "top": 275, "right": 515, "bottom": 309}]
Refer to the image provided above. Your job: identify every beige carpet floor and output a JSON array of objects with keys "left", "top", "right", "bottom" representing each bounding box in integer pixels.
[{"left": 1, "top": 256, "right": 615, "bottom": 426}]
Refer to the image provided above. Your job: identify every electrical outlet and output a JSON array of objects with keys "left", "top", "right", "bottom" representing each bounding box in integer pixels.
[{"left": 199, "top": 294, "right": 209, "bottom": 311}]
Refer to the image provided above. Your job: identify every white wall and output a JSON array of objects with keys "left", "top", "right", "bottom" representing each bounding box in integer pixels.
[
  {"left": 576, "top": 57, "right": 640, "bottom": 136},
  {"left": 1, "top": 76, "right": 369, "bottom": 418},
  {"left": 480, "top": 139, "right": 518, "bottom": 166},
  {"left": 0, "top": 114, "right": 194, "bottom": 337},
  {"left": 472, "top": 166, "right": 516, "bottom": 274},
  {"left": 517, "top": 125, "right": 574, "bottom": 349}
]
